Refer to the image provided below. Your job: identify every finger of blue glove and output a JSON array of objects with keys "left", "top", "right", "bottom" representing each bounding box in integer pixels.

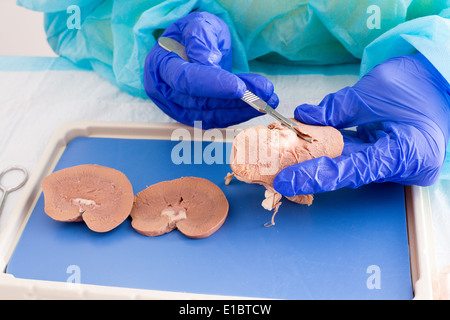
[
  {"left": 166, "top": 86, "right": 279, "bottom": 111},
  {"left": 163, "top": 12, "right": 232, "bottom": 70},
  {"left": 148, "top": 73, "right": 278, "bottom": 128},
  {"left": 155, "top": 46, "right": 246, "bottom": 99},
  {"left": 273, "top": 122, "right": 443, "bottom": 196},
  {"left": 159, "top": 70, "right": 279, "bottom": 111},
  {"left": 293, "top": 86, "right": 386, "bottom": 129},
  {"left": 273, "top": 135, "right": 396, "bottom": 196},
  {"left": 183, "top": 12, "right": 232, "bottom": 70},
  {"left": 149, "top": 91, "right": 265, "bottom": 128},
  {"left": 237, "top": 73, "right": 279, "bottom": 106},
  {"left": 181, "top": 105, "right": 266, "bottom": 128}
]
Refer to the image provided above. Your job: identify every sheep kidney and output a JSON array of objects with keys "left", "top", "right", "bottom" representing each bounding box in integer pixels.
[
  {"left": 130, "top": 177, "right": 229, "bottom": 239},
  {"left": 41, "top": 164, "right": 134, "bottom": 232},
  {"left": 229, "top": 120, "right": 344, "bottom": 216}
]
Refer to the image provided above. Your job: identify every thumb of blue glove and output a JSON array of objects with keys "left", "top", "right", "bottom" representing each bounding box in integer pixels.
[
  {"left": 274, "top": 52, "right": 450, "bottom": 197},
  {"left": 143, "top": 12, "right": 279, "bottom": 129}
]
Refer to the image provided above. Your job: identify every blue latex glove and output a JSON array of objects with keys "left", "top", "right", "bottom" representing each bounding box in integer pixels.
[
  {"left": 274, "top": 52, "right": 450, "bottom": 197},
  {"left": 143, "top": 12, "right": 279, "bottom": 129}
]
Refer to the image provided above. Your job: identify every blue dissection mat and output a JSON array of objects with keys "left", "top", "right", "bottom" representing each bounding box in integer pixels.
[{"left": 7, "top": 137, "right": 413, "bottom": 299}]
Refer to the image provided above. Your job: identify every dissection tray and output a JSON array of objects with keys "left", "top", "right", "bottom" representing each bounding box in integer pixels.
[{"left": 0, "top": 121, "right": 435, "bottom": 299}]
